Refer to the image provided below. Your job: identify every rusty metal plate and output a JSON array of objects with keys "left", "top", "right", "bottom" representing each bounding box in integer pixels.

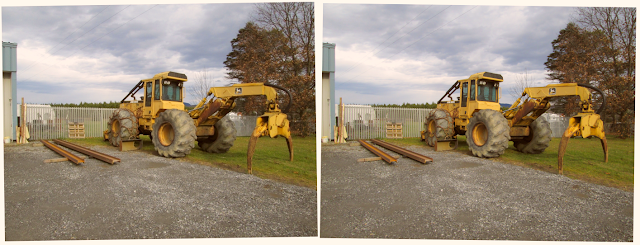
[
  {"left": 196, "top": 126, "right": 216, "bottom": 137},
  {"left": 509, "top": 126, "right": 530, "bottom": 137}
]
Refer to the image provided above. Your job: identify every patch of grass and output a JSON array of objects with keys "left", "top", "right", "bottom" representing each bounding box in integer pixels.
[
  {"left": 372, "top": 136, "right": 633, "bottom": 192},
  {"left": 494, "top": 136, "right": 632, "bottom": 192},
  {"left": 64, "top": 135, "right": 317, "bottom": 189}
]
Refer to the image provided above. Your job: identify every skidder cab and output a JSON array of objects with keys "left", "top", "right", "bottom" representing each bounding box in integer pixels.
[{"left": 104, "top": 71, "right": 188, "bottom": 151}]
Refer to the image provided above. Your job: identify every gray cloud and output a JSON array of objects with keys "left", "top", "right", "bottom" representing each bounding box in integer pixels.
[
  {"left": 2, "top": 3, "right": 259, "bottom": 104},
  {"left": 324, "top": 4, "right": 577, "bottom": 104}
]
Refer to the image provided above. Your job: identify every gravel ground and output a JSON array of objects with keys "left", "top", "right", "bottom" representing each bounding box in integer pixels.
[
  {"left": 320, "top": 142, "right": 633, "bottom": 241},
  {"left": 4, "top": 142, "right": 317, "bottom": 241}
]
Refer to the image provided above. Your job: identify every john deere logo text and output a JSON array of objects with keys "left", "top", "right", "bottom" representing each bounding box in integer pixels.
[
  {"left": 549, "top": 88, "right": 556, "bottom": 95},
  {"left": 235, "top": 88, "right": 242, "bottom": 94}
]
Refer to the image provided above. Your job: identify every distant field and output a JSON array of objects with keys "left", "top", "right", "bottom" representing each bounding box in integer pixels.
[{"left": 382, "top": 136, "right": 634, "bottom": 192}]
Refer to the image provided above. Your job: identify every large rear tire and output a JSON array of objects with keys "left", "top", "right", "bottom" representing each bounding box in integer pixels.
[
  {"left": 425, "top": 109, "right": 455, "bottom": 147},
  {"left": 465, "top": 109, "right": 510, "bottom": 158},
  {"left": 152, "top": 109, "right": 196, "bottom": 158},
  {"left": 198, "top": 116, "right": 237, "bottom": 153},
  {"left": 514, "top": 116, "right": 552, "bottom": 154},
  {"left": 107, "top": 109, "right": 139, "bottom": 147}
]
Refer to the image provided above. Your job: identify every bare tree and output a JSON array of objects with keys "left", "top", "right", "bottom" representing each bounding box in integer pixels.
[
  {"left": 247, "top": 3, "right": 315, "bottom": 136},
  {"left": 252, "top": 2, "right": 315, "bottom": 77},
  {"left": 575, "top": 7, "right": 635, "bottom": 79},
  {"left": 188, "top": 68, "right": 217, "bottom": 104},
  {"left": 509, "top": 69, "right": 536, "bottom": 100},
  {"left": 574, "top": 7, "right": 635, "bottom": 138}
]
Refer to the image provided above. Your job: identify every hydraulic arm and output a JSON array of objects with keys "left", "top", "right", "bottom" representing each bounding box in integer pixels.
[
  {"left": 189, "top": 83, "right": 293, "bottom": 174},
  {"left": 503, "top": 83, "right": 608, "bottom": 174}
]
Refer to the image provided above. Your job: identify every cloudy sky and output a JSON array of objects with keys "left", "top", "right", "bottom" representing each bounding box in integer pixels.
[
  {"left": 323, "top": 3, "right": 610, "bottom": 105},
  {"left": 3, "top": 3, "right": 257, "bottom": 105},
  {"left": 1, "top": 1, "right": 634, "bottom": 108}
]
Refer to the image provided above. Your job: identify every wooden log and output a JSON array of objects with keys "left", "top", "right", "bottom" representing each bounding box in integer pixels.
[
  {"left": 19, "top": 98, "right": 26, "bottom": 144},
  {"left": 357, "top": 157, "right": 382, "bottom": 162}
]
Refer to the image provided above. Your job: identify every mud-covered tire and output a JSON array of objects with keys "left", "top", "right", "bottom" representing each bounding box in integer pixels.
[
  {"left": 151, "top": 109, "right": 196, "bottom": 158},
  {"left": 425, "top": 109, "right": 455, "bottom": 147},
  {"left": 423, "top": 112, "right": 434, "bottom": 146},
  {"left": 465, "top": 109, "right": 510, "bottom": 158},
  {"left": 198, "top": 116, "right": 237, "bottom": 153},
  {"left": 514, "top": 116, "right": 552, "bottom": 154},
  {"left": 107, "top": 109, "right": 139, "bottom": 147}
]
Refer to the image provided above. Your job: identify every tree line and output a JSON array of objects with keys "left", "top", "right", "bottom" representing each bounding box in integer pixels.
[
  {"left": 48, "top": 101, "right": 120, "bottom": 108},
  {"left": 545, "top": 7, "right": 635, "bottom": 138}
]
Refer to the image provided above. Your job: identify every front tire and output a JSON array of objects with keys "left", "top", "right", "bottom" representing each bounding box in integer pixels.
[
  {"left": 198, "top": 116, "right": 237, "bottom": 153},
  {"left": 425, "top": 109, "right": 455, "bottom": 147},
  {"left": 514, "top": 116, "right": 552, "bottom": 154},
  {"left": 152, "top": 109, "right": 196, "bottom": 158},
  {"left": 107, "top": 109, "right": 139, "bottom": 147},
  {"left": 465, "top": 109, "right": 510, "bottom": 158}
]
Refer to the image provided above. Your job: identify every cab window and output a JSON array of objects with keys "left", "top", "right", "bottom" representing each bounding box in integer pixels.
[
  {"left": 477, "top": 79, "right": 498, "bottom": 102},
  {"left": 461, "top": 82, "right": 468, "bottom": 107},
  {"left": 145, "top": 82, "right": 152, "bottom": 107},
  {"left": 161, "top": 79, "right": 182, "bottom": 102},
  {"left": 154, "top": 80, "right": 160, "bottom": 100},
  {"left": 470, "top": 80, "right": 476, "bottom": 100}
]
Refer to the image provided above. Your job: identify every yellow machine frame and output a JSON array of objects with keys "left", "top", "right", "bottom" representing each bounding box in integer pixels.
[
  {"left": 107, "top": 72, "right": 293, "bottom": 174},
  {"left": 426, "top": 72, "right": 608, "bottom": 174}
]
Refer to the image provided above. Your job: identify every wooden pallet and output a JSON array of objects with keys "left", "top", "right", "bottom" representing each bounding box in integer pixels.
[
  {"left": 386, "top": 123, "right": 402, "bottom": 139},
  {"left": 68, "top": 123, "right": 85, "bottom": 139}
]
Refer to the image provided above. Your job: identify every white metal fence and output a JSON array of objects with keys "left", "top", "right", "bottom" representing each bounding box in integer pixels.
[
  {"left": 227, "top": 114, "right": 257, "bottom": 137},
  {"left": 22, "top": 106, "right": 599, "bottom": 140},
  {"left": 540, "top": 113, "right": 570, "bottom": 138},
  {"left": 343, "top": 105, "right": 432, "bottom": 140},
  {"left": 342, "top": 106, "right": 584, "bottom": 140},
  {"left": 22, "top": 106, "right": 116, "bottom": 140},
  {"left": 22, "top": 106, "right": 263, "bottom": 140}
]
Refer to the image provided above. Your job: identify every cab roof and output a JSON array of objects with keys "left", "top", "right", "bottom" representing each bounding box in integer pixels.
[
  {"left": 152, "top": 71, "right": 188, "bottom": 82},
  {"left": 468, "top": 72, "right": 503, "bottom": 82}
]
